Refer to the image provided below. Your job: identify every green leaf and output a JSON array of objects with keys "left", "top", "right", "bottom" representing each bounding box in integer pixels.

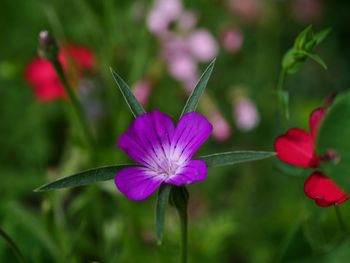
[
  {"left": 34, "top": 164, "right": 132, "bottom": 191},
  {"left": 0, "top": 227, "right": 25, "bottom": 263},
  {"left": 155, "top": 184, "right": 171, "bottom": 245},
  {"left": 110, "top": 68, "right": 146, "bottom": 117},
  {"left": 295, "top": 25, "right": 313, "bottom": 50},
  {"left": 199, "top": 151, "right": 276, "bottom": 167},
  {"left": 180, "top": 59, "right": 216, "bottom": 117},
  {"left": 314, "top": 27, "right": 332, "bottom": 45},
  {"left": 305, "top": 53, "right": 328, "bottom": 70},
  {"left": 317, "top": 91, "right": 350, "bottom": 193}
]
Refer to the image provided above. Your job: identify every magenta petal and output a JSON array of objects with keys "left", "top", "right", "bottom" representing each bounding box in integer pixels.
[
  {"left": 118, "top": 110, "right": 175, "bottom": 167},
  {"left": 115, "top": 167, "right": 163, "bottom": 201},
  {"left": 165, "top": 160, "right": 208, "bottom": 186},
  {"left": 309, "top": 107, "right": 325, "bottom": 139},
  {"left": 274, "top": 128, "right": 319, "bottom": 168},
  {"left": 304, "top": 172, "right": 349, "bottom": 207},
  {"left": 171, "top": 112, "right": 212, "bottom": 161}
]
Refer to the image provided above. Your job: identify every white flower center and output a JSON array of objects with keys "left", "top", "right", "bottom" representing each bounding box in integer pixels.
[{"left": 146, "top": 145, "right": 188, "bottom": 178}]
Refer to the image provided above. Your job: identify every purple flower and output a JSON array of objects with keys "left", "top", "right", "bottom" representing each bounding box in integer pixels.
[{"left": 115, "top": 110, "right": 213, "bottom": 200}]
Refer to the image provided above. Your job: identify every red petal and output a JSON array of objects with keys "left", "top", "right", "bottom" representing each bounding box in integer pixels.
[
  {"left": 61, "top": 44, "right": 95, "bottom": 71},
  {"left": 25, "top": 58, "right": 66, "bottom": 101},
  {"left": 25, "top": 58, "right": 57, "bottom": 85},
  {"left": 309, "top": 108, "right": 325, "bottom": 139},
  {"left": 304, "top": 172, "right": 349, "bottom": 207},
  {"left": 323, "top": 93, "right": 336, "bottom": 108},
  {"left": 275, "top": 128, "right": 319, "bottom": 167}
]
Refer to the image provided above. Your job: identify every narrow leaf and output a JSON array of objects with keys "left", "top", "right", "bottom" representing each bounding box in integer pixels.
[
  {"left": 199, "top": 151, "right": 276, "bottom": 167},
  {"left": 155, "top": 184, "right": 171, "bottom": 245},
  {"left": 294, "top": 25, "right": 313, "bottom": 50},
  {"left": 180, "top": 59, "right": 216, "bottom": 117},
  {"left": 34, "top": 164, "right": 132, "bottom": 191},
  {"left": 0, "top": 227, "right": 25, "bottom": 263},
  {"left": 306, "top": 53, "right": 328, "bottom": 70},
  {"left": 110, "top": 68, "right": 146, "bottom": 117},
  {"left": 314, "top": 27, "right": 331, "bottom": 45}
]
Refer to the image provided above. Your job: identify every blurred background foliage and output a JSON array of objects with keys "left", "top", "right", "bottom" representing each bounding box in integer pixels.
[{"left": 1, "top": 0, "right": 350, "bottom": 262}]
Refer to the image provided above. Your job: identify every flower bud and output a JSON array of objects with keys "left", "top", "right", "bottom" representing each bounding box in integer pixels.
[{"left": 38, "top": 30, "right": 59, "bottom": 61}]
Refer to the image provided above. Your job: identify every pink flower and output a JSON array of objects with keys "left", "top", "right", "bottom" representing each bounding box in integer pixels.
[
  {"left": 290, "top": 0, "right": 323, "bottom": 24},
  {"left": 227, "top": 0, "right": 262, "bottom": 23},
  {"left": 25, "top": 43, "right": 95, "bottom": 102},
  {"left": 146, "top": 0, "right": 183, "bottom": 36},
  {"left": 187, "top": 29, "right": 218, "bottom": 62},
  {"left": 221, "top": 27, "right": 243, "bottom": 53},
  {"left": 209, "top": 113, "right": 232, "bottom": 142},
  {"left": 234, "top": 97, "right": 260, "bottom": 131},
  {"left": 132, "top": 79, "right": 153, "bottom": 107},
  {"left": 168, "top": 55, "right": 198, "bottom": 83},
  {"left": 177, "top": 11, "right": 197, "bottom": 31}
]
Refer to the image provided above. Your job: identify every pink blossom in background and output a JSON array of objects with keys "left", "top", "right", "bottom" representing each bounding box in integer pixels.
[
  {"left": 132, "top": 79, "right": 152, "bottom": 107},
  {"left": 162, "top": 36, "right": 188, "bottom": 61},
  {"left": 290, "top": 0, "right": 323, "bottom": 24},
  {"left": 221, "top": 27, "right": 243, "bottom": 53},
  {"left": 168, "top": 54, "right": 198, "bottom": 83},
  {"left": 209, "top": 113, "right": 232, "bottom": 142},
  {"left": 177, "top": 11, "right": 197, "bottom": 31},
  {"left": 147, "top": 9, "right": 171, "bottom": 36},
  {"left": 147, "top": 0, "right": 218, "bottom": 92},
  {"left": 155, "top": 0, "right": 183, "bottom": 21},
  {"left": 146, "top": 0, "right": 183, "bottom": 36},
  {"left": 227, "top": 0, "right": 262, "bottom": 23},
  {"left": 187, "top": 29, "right": 218, "bottom": 62},
  {"left": 183, "top": 73, "right": 199, "bottom": 93},
  {"left": 234, "top": 97, "right": 260, "bottom": 131}
]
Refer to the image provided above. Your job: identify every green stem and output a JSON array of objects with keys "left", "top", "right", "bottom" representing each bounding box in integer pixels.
[
  {"left": 334, "top": 206, "right": 347, "bottom": 233},
  {"left": 177, "top": 206, "right": 188, "bottom": 263},
  {"left": 51, "top": 59, "right": 96, "bottom": 149},
  {"left": 277, "top": 68, "right": 286, "bottom": 92},
  {"left": 0, "top": 227, "right": 25, "bottom": 263},
  {"left": 276, "top": 68, "right": 289, "bottom": 119}
]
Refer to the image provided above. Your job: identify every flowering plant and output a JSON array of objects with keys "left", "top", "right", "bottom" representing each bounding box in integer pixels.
[
  {"left": 275, "top": 96, "right": 349, "bottom": 206},
  {"left": 35, "top": 57, "right": 275, "bottom": 262}
]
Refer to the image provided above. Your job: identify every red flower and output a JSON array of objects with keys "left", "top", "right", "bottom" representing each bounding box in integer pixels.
[
  {"left": 25, "top": 43, "right": 95, "bottom": 102},
  {"left": 304, "top": 172, "right": 348, "bottom": 207},
  {"left": 274, "top": 97, "right": 349, "bottom": 207}
]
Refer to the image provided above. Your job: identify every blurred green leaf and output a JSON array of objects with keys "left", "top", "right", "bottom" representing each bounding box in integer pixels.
[
  {"left": 283, "top": 26, "right": 330, "bottom": 74},
  {"left": 314, "top": 28, "right": 332, "bottom": 45},
  {"left": 295, "top": 25, "right": 313, "bottom": 50},
  {"left": 0, "top": 227, "right": 25, "bottom": 263},
  {"left": 305, "top": 53, "right": 328, "bottom": 70},
  {"left": 34, "top": 165, "right": 132, "bottom": 191},
  {"left": 317, "top": 91, "right": 350, "bottom": 193},
  {"left": 199, "top": 151, "right": 276, "bottom": 167},
  {"left": 180, "top": 59, "right": 216, "bottom": 117},
  {"left": 110, "top": 68, "right": 145, "bottom": 117},
  {"left": 155, "top": 184, "right": 171, "bottom": 245}
]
